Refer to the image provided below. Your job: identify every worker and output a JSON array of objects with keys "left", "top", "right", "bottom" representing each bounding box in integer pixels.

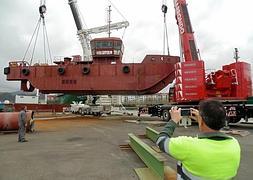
[
  {"left": 156, "top": 99, "right": 241, "bottom": 179},
  {"left": 18, "top": 106, "right": 28, "bottom": 142}
]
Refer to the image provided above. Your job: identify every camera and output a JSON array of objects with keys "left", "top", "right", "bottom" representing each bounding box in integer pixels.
[{"left": 181, "top": 108, "right": 191, "bottom": 116}]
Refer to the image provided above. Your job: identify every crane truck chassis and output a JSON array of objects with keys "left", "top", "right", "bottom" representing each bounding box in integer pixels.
[
  {"left": 71, "top": 103, "right": 111, "bottom": 116},
  {"left": 70, "top": 96, "right": 112, "bottom": 116},
  {"left": 146, "top": 97, "right": 253, "bottom": 124}
]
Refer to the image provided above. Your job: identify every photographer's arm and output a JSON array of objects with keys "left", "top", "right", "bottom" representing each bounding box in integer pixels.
[{"left": 156, "top": 107, "right": 181, "bottom": 153}]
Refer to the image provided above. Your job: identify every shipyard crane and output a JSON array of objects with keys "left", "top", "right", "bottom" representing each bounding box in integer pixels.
[
  {"left": 172, "top": 0, "right": 251, "bottom": 102},
  {"left": 68, "top": 0, "right": 129, "bottom": 62},
  {"left": 174, "top": 0, "right": 199, "bottom": 62},
  {"left": 146, "top": 0, "right": 252, "bottom": 124}
]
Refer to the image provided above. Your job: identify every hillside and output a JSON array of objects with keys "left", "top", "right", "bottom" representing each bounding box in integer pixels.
[{"left": 0, "top": 91, "right": 38, "bottom": 103}]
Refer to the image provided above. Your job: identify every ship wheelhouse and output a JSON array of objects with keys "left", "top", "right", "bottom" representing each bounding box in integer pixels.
[{"left": 91, "top": 37, "right": 124, "bottom": 63}]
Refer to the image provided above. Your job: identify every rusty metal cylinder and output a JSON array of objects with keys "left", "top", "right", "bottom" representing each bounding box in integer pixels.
[{"left": 0, "top": 111, "right": 32, "bottom": 131}]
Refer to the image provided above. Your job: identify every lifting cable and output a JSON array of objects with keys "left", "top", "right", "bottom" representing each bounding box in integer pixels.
[
  {"left": 108, "top": 0, "right": 128, "bottom": 22},
  {"left": 162, "top": 0, "right": 170, "bottom": 55},
  {"left": 78, "top": 3, "right": 92, "bottom": 41},
  {"left": 22, "top": 18, "right": 41, "bottom": 64},
  {"left": 22, "top": 0, "right": 52, "bottom": 65},
  {"left": 108, "top": 0, "right": 128, "bottom": 39},
  {"left": 42, "top": 14, "right": 53, "bottom": 64}
]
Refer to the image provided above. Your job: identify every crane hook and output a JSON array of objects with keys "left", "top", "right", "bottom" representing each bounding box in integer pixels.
[
  {"left": 162, "top": 4, "right": 168, "bottom": 14},
  {"left": 39, "top": 5, "right": 47, "bottom": 18}
]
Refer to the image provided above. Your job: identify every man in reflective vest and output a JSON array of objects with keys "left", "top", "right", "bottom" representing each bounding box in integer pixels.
[{"left": 156, "top": 99, "right": 240, "bottom": 179}]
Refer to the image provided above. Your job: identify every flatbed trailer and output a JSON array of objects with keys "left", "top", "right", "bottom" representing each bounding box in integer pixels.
[{"left": 146, "top": 97, "right": 253, "bottom": 124}]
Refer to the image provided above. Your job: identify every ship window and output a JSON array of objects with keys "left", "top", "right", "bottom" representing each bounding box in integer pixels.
[
  {"left": 95, "top": 41, "right": 113, "bottom": 48},
  {"left": 121, "top": 43, "right": 124, "bottom": 52},
  {"left": 114, "top": 50, "right": 121, "bottom": 55},
  {"left": 91, "top": 41, "right": 95, "bottom": 48},
  {"left": 114, "top": 41, "right": 122, "bottom": 50}
]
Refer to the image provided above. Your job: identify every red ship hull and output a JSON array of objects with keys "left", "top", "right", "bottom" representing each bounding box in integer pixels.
[{"left": 5, "top": 55, "right": 179, "bottom": 95}]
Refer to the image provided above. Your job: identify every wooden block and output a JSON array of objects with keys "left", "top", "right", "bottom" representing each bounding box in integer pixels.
[
  {"left": 134, "top": 166, "right": 177, "bottom": 180},
  {"left": 164, "top": 166, "right": 177, "bottom": 180},
  {"left": 119, "top": 144, "right": 132, "bottom": 150},
  {"left": 221, "top": 129, "right": 250, "bottom": 137},
  {"left": 134, "top": 167, "right": 161, "bottom": 180},
  {"left": 151, "top": 146, "right": 162, "bottom": 153}
]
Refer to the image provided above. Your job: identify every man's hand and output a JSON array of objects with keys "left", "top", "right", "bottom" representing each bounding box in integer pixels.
[
  {"left": 190, "top": 108, "right": 201, "bottom": 123},
  {"left": 169, "top": 106, "right": 182, "bottom": 124}
]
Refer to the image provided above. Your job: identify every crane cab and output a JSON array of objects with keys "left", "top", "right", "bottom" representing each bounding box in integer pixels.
[{"left": 90, "top": 37, "right": 124, "bottom": 64}]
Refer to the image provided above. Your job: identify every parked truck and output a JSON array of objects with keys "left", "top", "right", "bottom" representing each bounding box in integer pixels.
[
  {"left": 146, "top": 0, "right": 253, "bottom": 124},
  {"left": 71, "top": 103, "right": 111, "bottom": 116},
  {"left": 70, "top": 95, "right": 112, "bottom": 116}
]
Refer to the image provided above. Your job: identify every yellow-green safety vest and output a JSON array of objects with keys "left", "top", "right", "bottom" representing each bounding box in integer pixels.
[{"left": 168, "top": 134, "right": 240, "bottom": 179}]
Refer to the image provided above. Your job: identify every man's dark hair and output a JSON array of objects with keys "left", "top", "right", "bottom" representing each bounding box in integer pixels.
[{"left": 199, "top": 99, "right": 226, "bottom": 130}]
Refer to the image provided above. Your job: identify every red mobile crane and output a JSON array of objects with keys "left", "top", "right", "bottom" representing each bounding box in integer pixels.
[{"left": 148, "top": 0, "right": 253, "bottom": 124}]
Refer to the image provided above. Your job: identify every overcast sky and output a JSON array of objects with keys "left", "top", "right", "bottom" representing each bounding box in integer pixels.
[{"left": 0, "top": 0, "right": 252, "bottom": 92}]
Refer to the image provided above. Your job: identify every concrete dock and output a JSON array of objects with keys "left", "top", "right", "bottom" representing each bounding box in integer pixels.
[{"left": 0, "top": 115, "right": 252, "bottom": 180}]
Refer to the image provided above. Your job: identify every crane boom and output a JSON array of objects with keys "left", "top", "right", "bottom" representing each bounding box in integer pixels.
[
  {"left": 68, "top": 0, "right": 84, "bottom": 31},
  {"left": 68, "top": 0, "right": 92, "bottom": 62},
  {"left": 79, "top": 21, "right": 129, "bottom": 35},
  {"left": 68, "top": 0, "right": 129, "bottom": 62},
  {"left": 173, "top": 0, "right": 199, "bottom": 62}
]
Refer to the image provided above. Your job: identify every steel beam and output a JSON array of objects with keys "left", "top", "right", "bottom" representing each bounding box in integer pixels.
[
  {"left": 146, "top": 127, "right": 159, "bottom": 143},
  {"left": 128, "top": 133, "right": 166, "bottom": 180}
]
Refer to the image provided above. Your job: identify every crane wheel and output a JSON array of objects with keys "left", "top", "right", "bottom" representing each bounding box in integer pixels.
[
  {"left": 58, "top": 67, "right": 65, "bottom": 75},
  {"left": 122, "top": 66, "right": 130, "bottom": 73},
  {"left": 22, "top": 68, "right": 30, "bottom": 76},
  {"left": 162, "top": 109, "right": 170, "bottom": 121},
  {"left": 227, "top": 116, "right": 241, "bottom": 124},
  {"left": 82, "top": 67, "right": 90, "bottom": 75}
]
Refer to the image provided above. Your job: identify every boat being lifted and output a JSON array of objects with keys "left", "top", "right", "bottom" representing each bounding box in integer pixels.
[
  {"left": 5, "top": 37, "right": 179, "bottom": 95},
  {"left": 4, "top": 1, "right": 179, "bottom": 95}
]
